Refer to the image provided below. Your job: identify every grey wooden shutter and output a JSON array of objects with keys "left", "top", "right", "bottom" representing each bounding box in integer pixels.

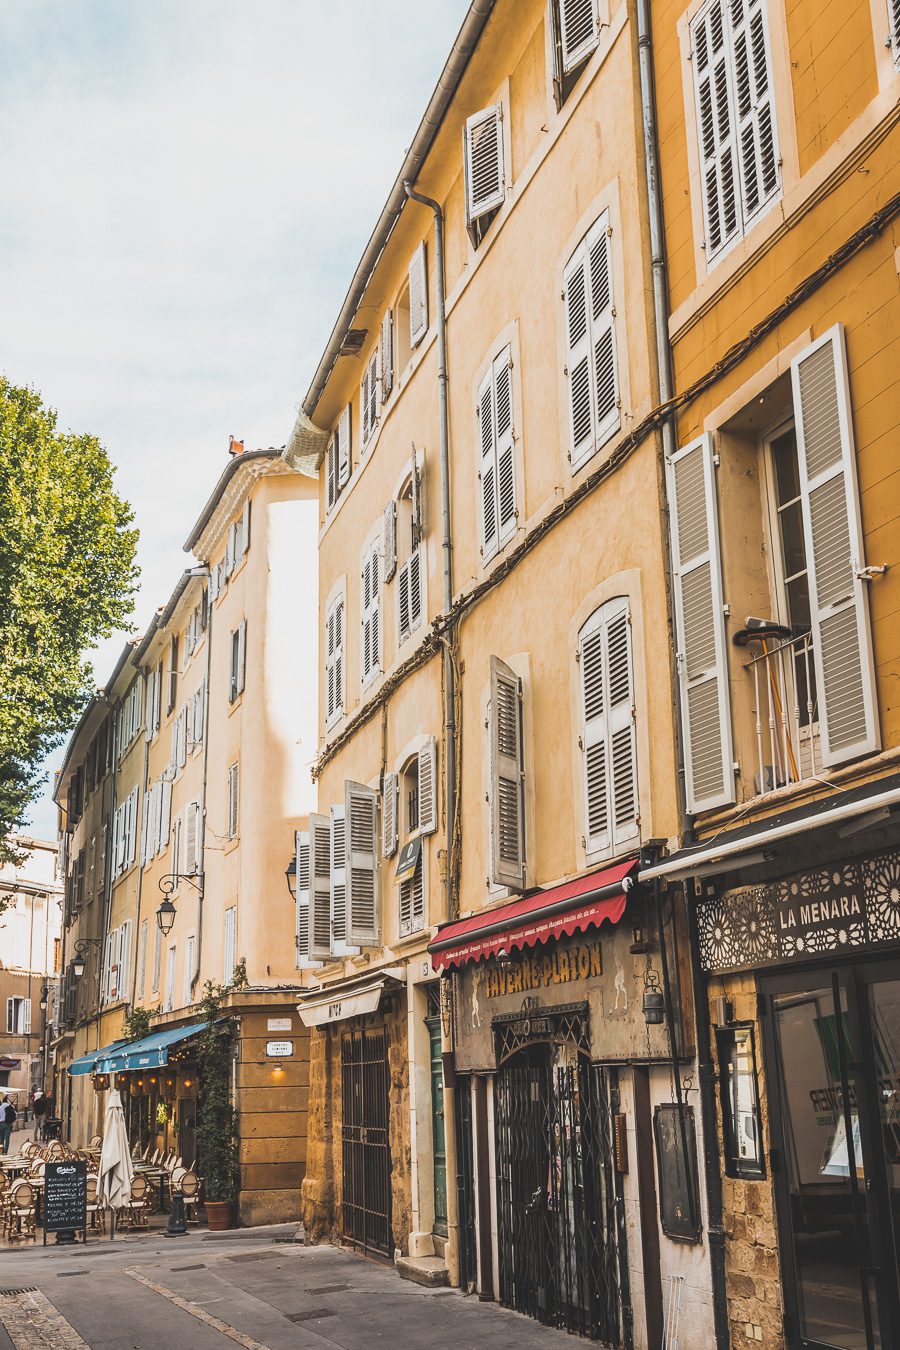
[
  {"left": 418, "top": 736, "right": 437, "bottom": 835},
  {"left": 489, "top": 656, "right": 526, "bottom": 888},
  {"left": 791, "top": 326, "right": 879, "bottom": 765},
  {"left": 409, "top": 242, "right": 428, "bottom": 347},
  {"left": 464, "top": 105, "right": 505, "bottom": 224},
  {"left": 667, "top": 433, "right": 734, "bottom": 812},
  {"left": 295, "top": 830, "right": 319, "bottom": 969},
  {"left": 494, "top": 349, "right": 516, "bottom": 543},
  {"left": 309, "top": 813, "right": 332, "bottom": 960},
  {"left": 479, "top": 367, "right": 499, "bottom": 558},
  {"left": 382, "top": 771, "right": 399, "bottom": 857},
  {"left": 236, "top": 619, "right": 247, "bottom": 696},
  {"left": 337, "top": 405, "right": 351, "bottom": 488},
  {"left": 559, "top": 0, "right": 601, "bottom": 72},
  {"left": 330, "top": 803, "right": 356, "bottom": 953},
  {"left": 380, "top": 308, "right": 394, "bottom": 399},
  {"left": 383, "top": 500, "right": 397, "bottom": 581},
  {"left": 691, "top": 0, "right": 741, "bottom": 257},
  {"left": 408, "top": 550, "right": 422, "bottom": 630},
  {"left": 563, "top": 240, "right": 594, "bottom": 466},
  {"left": 346, "top": 781, "right": 379, "bottom": 946}
]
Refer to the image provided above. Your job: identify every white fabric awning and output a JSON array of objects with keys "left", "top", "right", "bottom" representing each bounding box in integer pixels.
[{"left": 296, "top": 970, "right": 404, "bottom": 1027}]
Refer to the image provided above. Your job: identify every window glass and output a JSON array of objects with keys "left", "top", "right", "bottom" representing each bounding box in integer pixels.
[{"left": 718, "top": 1023, "right": 765, "bottom": 1178}]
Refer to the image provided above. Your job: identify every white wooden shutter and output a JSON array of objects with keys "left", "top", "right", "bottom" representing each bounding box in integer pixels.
[
  {"left": 791, "top": 326, "right": 879, "bottom": 765},
  {"left": 691, "top": 0, "right": 741, "bottom": 257},
  {"left": 224, "top": 907, "right": 237, "bottom": 984},
  {"left": 184, "top": 801, "right": 200, "bottom": 874},
  {"left": 494, "top": 349, "right": 516, "bottom": 543},
  {"left": 383, "top": 500, "right": 397, "bottom": 581},
  {"left": 728, "top": 0, "right": 778, "bottom": 223},
  {"left": 209, "top": 564, "right": 219, "bottom": 603},
  {"left": 478, "top": 367, "right": 499, "bottom": 559},
  {"left": 382, "top": 771, "right": 399, "bottom": 857},
  {"left": 241, "top": 497, "right": 251, "bottom": 557},
  {"left": 295, "top": 830, "right": 320, "bottom": 969},
  {"left": 140, "top": 792, "right": 150, "bottom": 867},
  {"left": 346, "top": 782, "right": 379, "bottom": 946},
  {"left": 400, "top": 864, "right": 425, "bottom": 938},
  {"left": 171, "top": 812, "right": 182, "bottom": 881},
  {"left": 489, "top": 656, "right": 526, "bottom": 888},
  {"left": 326, "top": 598, "right": 344, "bottom": 724},
  {"left": 126, "top": 787, "right": 138, "bottom": 868},
  {"left": 326, "top": 435, "right": 338, "bottom": 511},
  {"left": 158, "top": 778, "right": 172, "bottom": 853},
  {"left": 236, "top": 619, "right": 247, "bottom": 696},
  {"left": 411, "top": 453, "right": 425, "bottom": 545},
  {"left": 225, "top": 523, "right": 236, "bottom": 577},
  {"left": 120, "top": 920, "right": 132, "bottom": 1002},
  {"left": 152, "top": 925, "right": 162, "bottom": 992},
  {"left": 891, "top": 0, "right": 900, "bottom": 60},
  {"left": 309, "top": 813, "right": 333, "bottom": 961},
  {"left": 418, "top": 736, "right": 438, "bottom": 835},
  {"left": 146, "top": 784, "right": 158, "bottom": 866},
  {"left": 563, "top": 241, "right": 594, "bottom": 467},
  {"left": 409, "top": 241, "right": 428, "bottom": 347},
  {"left": 361, "top": 545, "right": 381, "bottom": 684},
  {"left": 137, "top": 920, "right": 148, "bottom": 1001},
  {"left": 464, "top": 104, "right": 505, "bottom": 224},
  {"left": 565, "top": 215, "right": 618, "bottom": 470},
  {"left": 331, "top": 804, "right": 357, "bottom": 955},
  {"left": 586, "top": 217, "right": 618, "bottom": 447},
  {"left": 380, "top": 308, "right": 394, "bottom": 399},
  {"left": 559, "top": 0, "right": 601, "bottom": 73},
  {"left": 667, "top": 433, "right": 734, "bottom": 812},
  {"left": 227, "top": 763, "right": 239, "bottom": 838},
  {"left": 337, "top": 405, "right": 351, "bottom": 488},
  {"left": 579, "top": 597, "right": 639, "bottom": 857},
  {"left": 361, "top": 350, "right": 379, "bottom": 448}
]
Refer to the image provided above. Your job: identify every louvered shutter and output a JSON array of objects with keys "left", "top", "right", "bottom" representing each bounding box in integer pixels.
[
  {"left": 147, "top": 785, "right": 158, "bottom": 866},
  {"left": 145, "top": 668, "right": 156, "bottom": 741},
  {"left": 337, "top": 404, "right": 351, "bottom": 488},
  {"left": 494, "top": 349, "right": 516, "bottom": 543},
  {"left": 383, "top": 500, "right": 397, "bottom": 581},
  {"left": 326, "top": 599, "right": 344, "bottom": 723},
  {"left": 137, "top": 920, "right": 148, "bottom": 1001},
  {"left": 185, "top": 801, "right": 200, "bottom": 875},
  {"left": 489, "top": 656, "right": 526, "bottom": 888},
  {"left": 127, "top": 788, "right": 139, "bottom": 867},
  {"left": 667, "top": 434, "right": 734, "bottom": 812},
  {"left": 158, "top": 778, "right": 172, "bottom": 853},
  {"left": 464, "top": 105, "right": 505, "bottom": 225},
  {"left": 559, "top": 0, "right": 601, "bottom": 72},
  {"left": 236, "top": 619, "right": 247, "bottom": 696},
  {"left": 380, "top": 309, "right": 394, "bottom": 399},
  {"left": 241, "top": 498, "right": 251, "bottom": 556},
  {"left": 382, "top": 771, "right": 399, "bottom": 857},
  {"left": 346, "top": 782, "right": 379, "bottom": 946},
  {"left": 409, "top": 242, "right": 428, "bottom": 347},
  {"left": 564, "top": 242, "right": 594, "bottom": 467},
  {"left": 228, "top": 763, "right": 239, "bottom": 838},
  {"left": 408, "top": 550, "right": 422, "bottom": 630},
  {"left": 729, "top": 0, "right": 778, "bottom": 223},
  {"left": 225, "top": 524, "right": 236, "bottom": 577},
  {"left": 309, "top": 813, "right": 333, "bottom": 960},
  {"left": 209, "top": 564, "right": 219, "bottom": 603},
  {"left": 586, "top": 218, "right": 618, "bottom": 447},
  {"left": 361, "top": 545, "right": 380, "bottom": 684},
  {"left": 400, "top": 863, "right": 425, "bottom": 938},
  {"left": 140, "top": 793, "right": 150, "bottom": 867},
  {"left": 580, "top": 599, "right": 638, "bottom": 856},
  {"left": 891, "top": 0, "right": 900, "bottom": 59},
  {"left": 194, "top": 679, "right": 206, "bottom": 747},
  {"left": 331, "top": 804, "right": 357, "bottom": 954},
  {"left": 362, "top": 350, "right": 378, "bottom": 447},
  {"left": 224, "top": 907, "right": 237, "bottom": 984},
  {"left": 691, "top": 0, "right": 741, "bottom": 257},
  {"left": 418, "top": 737, "right": 437, "bottom": 835},
  {"left": 479, "top": 367, "right": 499, "bottom": 558},
  {"left": 411, "top": 453, "right": 425, "bottom": 545},
  {"left": 326, "top": 436, "right": 338, "bottom": 511},
  {"left": 791, "top": 327, "right": 879, "bottom": 765},
  {"left": 295, "top": 830, "right": 320, "bottom": 969}
]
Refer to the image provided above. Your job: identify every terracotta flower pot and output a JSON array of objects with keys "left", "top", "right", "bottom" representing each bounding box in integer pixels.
[{"left": 205, "top": 1200, "right": 234, "bottom": 1231}]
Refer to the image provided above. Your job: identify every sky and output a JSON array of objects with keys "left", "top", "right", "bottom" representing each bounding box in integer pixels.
[{"left": 0, "top": 0, "right": 469, "bottom": 841}]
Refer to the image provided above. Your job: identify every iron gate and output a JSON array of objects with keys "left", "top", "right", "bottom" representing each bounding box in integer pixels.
[
  {"left": 455, "top": 1078, "right": 478, "bottom": 1291},
  {"left": 341, "top": 1026, "right": 392, "bottom": 1256},
  {"left": 494, "top": 1016, "right": 620, "bottom": 1342}
]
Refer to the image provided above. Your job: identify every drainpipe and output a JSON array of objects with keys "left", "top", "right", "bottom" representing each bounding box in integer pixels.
[
  {"left": 129, "top": 723, "right": 151, "bottom": 1014},
  {"left": 636, "top": 5, "right": 729, "bottom": 1347},
  {"left": 403, "top": 180, "right": 457, "bottom": 923},
  {"left": 191, "top": 566, "right": 212, "bottom": 994}
]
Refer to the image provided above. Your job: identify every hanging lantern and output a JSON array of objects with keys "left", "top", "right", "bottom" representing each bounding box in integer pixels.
[
  {"left": 642, "top": 967, "right": 665, "bottom": 1026},
  {"left": 91, "top": 1073, "right": 109, "bottom": 1092}
]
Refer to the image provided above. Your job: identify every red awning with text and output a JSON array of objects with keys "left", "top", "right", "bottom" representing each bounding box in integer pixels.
[{"left": 428, "top": 858, "right": 637, "bottom": 971}]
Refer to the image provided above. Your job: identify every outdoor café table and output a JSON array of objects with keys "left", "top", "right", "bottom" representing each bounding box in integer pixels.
[
  {"left": 135, "top": 1165, "right": 168, "bottom": 1212},
  {"left": 0, "top": 1158, "right": 30, "bottom": 1179}
]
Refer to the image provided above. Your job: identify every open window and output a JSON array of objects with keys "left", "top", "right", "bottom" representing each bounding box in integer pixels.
[
  {"left": 394, "top": 740, "right": 436, "bottom": 938},
  {"left": 395, "top": 458, "right": 425, "bottom": 645},
  {"left": 464, "top": 105, "right": 505, "bottom": 248},
  {"left": 549, "top": 0, "right": 603, "bottom": 110}
]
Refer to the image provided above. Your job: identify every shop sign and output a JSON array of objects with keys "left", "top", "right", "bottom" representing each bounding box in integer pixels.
[
  {"left": 697, "top": 846, "right": 900, "bottom": 974},
  {"left": 265, "top": 1040, "right": 293, "bottom": 1057},
  {"left": 482, "top": 942, "right": 602, "bottom": 998}
]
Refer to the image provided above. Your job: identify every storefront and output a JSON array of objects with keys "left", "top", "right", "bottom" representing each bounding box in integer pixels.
[
  {"left": 94, "top": 1022, "right": 207, "bottom": 1164},
  {"left": 695, "top": 843, "right": 900, "bottom": 1350},
  {"left": 431, "top": 860, "right": 704, "bottom": 1345}
]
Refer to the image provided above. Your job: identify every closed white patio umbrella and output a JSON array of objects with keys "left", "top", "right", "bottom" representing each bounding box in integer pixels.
[{"left": 98, "top": 1088, "right": 134, "bottom": 1239}]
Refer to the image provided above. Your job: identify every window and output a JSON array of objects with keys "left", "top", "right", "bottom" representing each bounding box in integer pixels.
[
  {"left": 361, "top": 540, "right": 381, "bottom": 686},
  {"left": 326, "top": 405, "right": 351, "bottom": 512},
  {"left": 330, "top": 803, "right": 357, "bottom": 956},
  {"left": 224, "top": 906, "right": 237, "bottom": 984},
  {"left": 361, "top": 349, "right": 379, "bottom": 448},
  {"left": 189, "top": 678, "right": 206, "bottom": 752},
  {"left": 171, "top": 812, "right": 183, "bottom": 886},
  {"left": 183, "top": 801, "right": 201, "bottom": 875},
  {"left": 165, "top": 946, "right": 176, "bottom": 1013},
  {"left": 6, "top": 997, "right": 30, "bottom": 1035},
  {"left": 464, "top": 104, "right": 505, "bottom": 247},
  {"left": 152, "top": 925, "right": 162, "bottom": 994},
  {"left": 408, "top": 242, "right": 428, "bottom": 348},
  {"left": 171, "top": 703, "right": 187, "bottom": 772},
  {"left": 136, "top": 920, "right": 148, "bottom": 1002},
  {"left": 380, "top": 309, "right": 394, "bottom": 401},
  {"left": 478, "top": 346, "right": 517, "bottom": 561},
  {"left": 394, "top": 741, "right": 435, "bottom": 937},
  {"left": 891, "top": 0, "right": 900, "bottom": 64},
  {"left": 112, "top": 786, "right": 139, "bottom": 878},
  {"left": 167, "top": 635, "right": 179, "bottom": 714},
  {"left": 563, "top": 212, "right": 618, "bottom": 470},
  {"left": 145, "top": 661, "right": 162, "bottom": 741},
  {"left": 717, "top": 1023, "right": 765, "bottom": 1178},
  {"left": 325, "top": 596, "right": 345, "bottom": 726},
  {"left": 183, "top": 935, "right": 195, "bottom": 1005},
  {"left": 579, "top": 597, "right": 639, "bottom": 857},
  {"left": 396, "top": 460, "right": 424, "bottom": 644},
  {"left": 309, "top": 813, "right": 333, "bottom": 961},
  {"left": 550, "top": 0, "right": 603, "bottom": 107},
  {"left": 690, "top": 0, "right": 779, "bottom": 262},
  {"left": 116, "top": 677, "right": 143, "bottom": 760},
  {"left": 488, "top": 657, "right": 525, "bottom": 888},
  {"left": 227, "top": 764, "right": 239, "bottom": 840},
  {"left": 294, "top": 831, "right": 320, "bottom": 970},
  {"left": 229, "top": 620, "right": 247, "bottom": 703}
]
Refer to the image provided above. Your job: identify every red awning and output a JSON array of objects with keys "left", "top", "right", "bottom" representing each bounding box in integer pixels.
[{"left": 429, "top": 858, "right": 638, "bottom": 971}]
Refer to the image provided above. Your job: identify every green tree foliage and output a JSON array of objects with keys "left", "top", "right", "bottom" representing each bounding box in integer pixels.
[{"left": 0, "top": 378, "right": 138, "bottom": 859}]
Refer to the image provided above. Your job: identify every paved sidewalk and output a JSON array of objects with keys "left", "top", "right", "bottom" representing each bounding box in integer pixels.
[{"left": 0, "top": 1228, "right": 578, "bottom": 1349}]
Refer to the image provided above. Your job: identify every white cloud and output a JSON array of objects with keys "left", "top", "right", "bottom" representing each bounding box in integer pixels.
[{"left": 1, "top": 0, "right": 469, "bottom": 837}]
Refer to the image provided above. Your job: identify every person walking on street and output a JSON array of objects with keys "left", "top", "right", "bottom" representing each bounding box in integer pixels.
[
  {"left": 32, "top": 1089, "right": 48, "bottom": 1141},
  {"left": 0, "top": 1095, "right": 16, "bottom": 1154}
]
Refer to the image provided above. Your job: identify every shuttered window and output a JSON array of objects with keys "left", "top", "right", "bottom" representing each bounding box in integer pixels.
[
  {"left": 326, "top": 406, "right": 352, "bottom": 512},
  {"left": 309, "top": 813, "right": 333, "bottom": 961},
  {"left": 152, "top": 925, "right": 162, "bottom": 993},
  {"left": 489, "top": 656, "right": 526, "bottom": 889},
  {"left": 579, "top": 597, "right": 639, "bottom": 857},
  {"left": 183, "top": 934, "right": 195, "bottom": 1006},
  {"left": 330, "top": 803, "right": 357, "bottom": 955},
  {"left": 361, "top": 542, "right": 381, "bottom": 687},
  {"left": 399, "top": 860, "right": 425, "bottom": 937},
  {"left": 667, "top": 433, "right": 734, "bottom": 813},
  {"left": 184, "top": 800, "right": 201, "bottom": 874},
  {"left": 361, "top": 349, "right": 379, "bottom": 449},
  {"left": 790, "top": 326, "right": 879, "bottom": 766},
  {"left": 295, "top": 830, "right": 320, "bottom": 969},
  {"left": 383, "top": 500, "right": 397, "bottom": 582},
  {"left": 478, "top": 347, "right": 517, "bottom": 562},
  {"left": 325, "top": 597, "right": 344, "bottom": 726},
  {"left": 558, "top": 0, "right": 602, "bottom": 73},
  {"left": 409, "top": 242, "right": 428, "bottom": 347},
  {"left": 464, "top": 105, "right": 505, "bottom": 245},
  {"left": 229, "top": 620, "right": 246, "bottom": 704},
  {"left": 382, "top": 771, "right": 399, "bottom": 857},
  {"left": 690, "top": 0, "right": 779, "bottom": 262},
  {"left": 418, "top": 737, "right": 438, "bottom": 836},
  {"left": 136, "top": 920, "right": 148, "bottom": 1002},
  {"left": 380, "top": 309, "right": 394, "bottom": 400},
  {"left": 398, "top": 550, "right": 422, "bottom": 643},
  {"left": 563, "top": 213, "right": 619, "bottom": 470},
  {"left": 224, "top": 907, "right": 237, "bottom": 985},
  {"left": 346, "top": 781, "right": 379, "bottom": 946},
  {"left": 227, "top": 763, "right": 239, "bottom": 839}
]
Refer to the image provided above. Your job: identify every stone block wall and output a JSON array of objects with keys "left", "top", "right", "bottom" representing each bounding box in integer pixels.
[{"left": 235, "top": 1007, "right": 310, "bottom": 1226}]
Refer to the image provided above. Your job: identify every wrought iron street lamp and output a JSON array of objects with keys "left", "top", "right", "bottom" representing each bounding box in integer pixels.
[{"left": 72, "top": 937, "right": 102, "bottom": 979}]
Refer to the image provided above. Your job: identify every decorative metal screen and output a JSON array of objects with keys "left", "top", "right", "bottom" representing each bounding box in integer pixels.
[{"left": 341, "top": 1027, "right": 392, "bottom": 1256}]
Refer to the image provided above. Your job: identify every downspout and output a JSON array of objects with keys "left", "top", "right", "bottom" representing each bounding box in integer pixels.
[
  {"left": 636, "top": 5, "right": 729, "bottom": 1346},
  {"left": 129, "top": 723, "right": 151, "bottom": 1013},
  {"left": 100, "top": 694, "right": 118, "bottom": 1052},
  {"left": 403, "top": 181, "right": 457, "bottom": 924},
  {"left": 192, "top": 566, "right": 212, "bottom": 994}
]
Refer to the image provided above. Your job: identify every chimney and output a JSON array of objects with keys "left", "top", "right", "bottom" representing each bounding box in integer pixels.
[{"left": 229, "top": 436, "right": 245, "bottom": 457}]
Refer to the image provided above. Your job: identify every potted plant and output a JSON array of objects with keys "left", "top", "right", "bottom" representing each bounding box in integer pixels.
[{"left": 195, "top": 980, "right": 239, "bottom": 1230}]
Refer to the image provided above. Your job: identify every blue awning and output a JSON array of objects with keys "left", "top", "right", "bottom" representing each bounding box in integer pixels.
[
  {"left": 67, "top": 1040, "right": 130, "bottom": 1077},
  {"left": 96, "top": 1020, "right": 209, "bottom": 1073}
]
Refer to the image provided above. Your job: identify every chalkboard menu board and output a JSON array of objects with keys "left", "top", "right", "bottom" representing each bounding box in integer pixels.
[{"left": 44, "top": 1160, "right": 87, "bottom": 1238}]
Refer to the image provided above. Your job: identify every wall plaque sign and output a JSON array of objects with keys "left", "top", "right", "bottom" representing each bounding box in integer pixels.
[
  {"left": 267, "top": 1018, "right": 292, "bottom": 1032},
  {"left": 697, "top": 847, "right": 900, "bottom": 974},
  {"left": 265, "top": 1040, "right": 293, "bottom": 1057}
]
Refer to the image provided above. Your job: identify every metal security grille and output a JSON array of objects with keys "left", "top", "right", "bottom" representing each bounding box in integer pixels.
[
  {"left": 495, "top": 1037, "right": 620, "bottom": 1342},
  {"left": 341, "top": 1027, "right": 392, "bottom": 1256}
]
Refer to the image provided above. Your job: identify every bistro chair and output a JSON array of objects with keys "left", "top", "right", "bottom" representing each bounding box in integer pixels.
[
  {"left": 85, "top": 1176, "right": 106, "bottom": 1235},
  {"left": 88, "top": 1135, "right": 102, "bottom": 1151},
  {"left": 175, "top": 1169, "right": 201, "bottom": 1225},
  {"left": 125, "top": 1175, "right": 150, "bottom": 1229},
  {"left": 5, "top": 1180, "right": 36, "bottom": 1240},
  {"left": 46, "top": 1141, "right": 64, "bottom": 1160}
]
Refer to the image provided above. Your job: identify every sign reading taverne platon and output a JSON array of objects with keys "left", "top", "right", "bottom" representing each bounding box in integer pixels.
[{"left": 696, "top": 847, "right": 900, "bottom": 974}]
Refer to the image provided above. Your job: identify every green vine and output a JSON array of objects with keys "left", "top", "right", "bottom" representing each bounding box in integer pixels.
[
  {"left": 124, "top": 1006, "right": 151, "bottom": 1041},
  {"left": 195, "top": 980, "right": 239, "bottom": 1205}
]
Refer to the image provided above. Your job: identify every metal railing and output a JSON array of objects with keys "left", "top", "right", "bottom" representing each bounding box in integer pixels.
[{"left": 743, "top": 631, "right": 820, "bottom": 795}]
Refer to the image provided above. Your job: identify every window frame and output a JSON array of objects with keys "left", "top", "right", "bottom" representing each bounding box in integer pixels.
[
  {"left": 325, "top": 593, "right": 345, "bottom": 728},
  {"left": 716, "top": 1022, "right": 766, "bottom": 1180}
]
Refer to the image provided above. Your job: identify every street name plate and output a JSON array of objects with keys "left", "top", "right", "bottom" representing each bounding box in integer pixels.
[
  {"left": 267, "top": 1018, "right": 292, "bottom": 1032},
  {"left": 266, "top": 1040, "right": 293, "bottom": 1057}
]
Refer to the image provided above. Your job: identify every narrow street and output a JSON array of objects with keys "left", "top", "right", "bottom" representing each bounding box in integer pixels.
[{"left": 0, "top": 1228, "right": 574, "bottom": 1350}]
